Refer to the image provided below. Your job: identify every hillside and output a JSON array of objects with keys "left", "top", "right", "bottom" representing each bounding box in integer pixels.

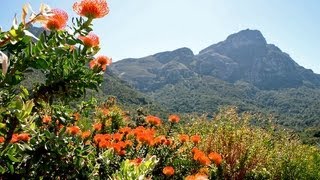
[
  {"left": 111, "top": 29, "right": 320, "bottom": 91},
  {"left": 111, "top": 29, "right": 320, "bottom": 141}
]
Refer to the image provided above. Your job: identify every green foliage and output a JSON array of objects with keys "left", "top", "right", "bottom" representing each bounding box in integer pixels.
[
  {"left": 182, "top": 107, "right": 320, "bottom": 179},
  {"left": 0, "top": 2, "right": 319, "bottom": 180},
  {"left": 149, "top": 77, "right": 320, "bottom": 144}
]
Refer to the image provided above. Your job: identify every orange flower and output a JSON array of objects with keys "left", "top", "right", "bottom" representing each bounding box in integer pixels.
[
  {"left": 186, "top": 173, "right": 209, "bottom": 180},
  {"left": 73, "top": 112, "right": 81, "bottom": 121},
  {"left": 94, "top": 134, "right": 104, "bottom": 144},
  {"left": 73, "top": 0, "right": 109, "bottom": 19},
  {"left": 119, "top": 127, "right": 131, "bottom": 134},
  {"left": 81, "top": 131, "right": 91, "bottom": 139},
  {"left": 164, "top": 139, "right": 173, "bottom": 146},
  {"left": 124, "top": 140, "right": 133, "bottom": 147},
  {"left": 162, "top": 166, "right": 174, "bottom": 176},
  {"left": 89, "top": 56, "right": 112, "bottom": 71},
  {"left": 44, "top": 9, "right": 68, "bottom": 30},
  {"left": 67, "top": 126, "right": 81, "bottom": 135},
  {"left": 145, "top": 115, "right": 162, "bottom": 126},
  {"left": 185, "top": 175, "right": 195, "bottom": 180},
  {"left": 130, "top": 158, "right": 143, "bottom": 166},
  {"left": 179, "top": 134, "right": 189, "bottom": 143},
  {"left": 113, "top": 133, "right": 123, "bottom": 142},
  {"left": 191, "top": 147, "right": 200, "bottom": 154},
  {"left": 79, "top": 32, "right": 100, "bottom": 47},
  {"left": 154, "top": 135, "right": 167, "bottom": 145},
  {"left": 99, "top": 140, "right": 111, "bottom": 148},
  {"left": 112, "top": 142, "right": 125, "bottom": 154},
  {"left": 195, "top": 173, "right": 209, "bottom": 180},
  {"left": 42, "top": 115, "right": 52, "bottom": 124},
  {"left": 93, "top": 123, "right": 102, "bottom": 131},
  {"left": 10, "top": 134, "right": 19, "bottom": 143},
  {"left": 193, "top": 150, "right": 205, "bottom": 161},
  {"left": 168, "top": 114, "right": 180, "bottom": 123},
  {"left": 101, "top": 108, "right": 109, "bottom": 115},
  {"left": 191, "top": 135, "right": 201, "bottom": 144},
  {"left": 0, "top": 136, "right": 5, "bottom": 143},
  {"left": 198, "top": 155, "right": 211, "bottom": 166},
  {"left": 208, "top": 152, "right": 223, "bottom": 166},
  {"left": 17, "top": 133, "right": 30, "bottom": 142}
]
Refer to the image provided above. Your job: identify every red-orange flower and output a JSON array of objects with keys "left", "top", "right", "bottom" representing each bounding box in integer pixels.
[
  {"left": 191, "top": 135, "right": 201, "bottom": 144},
  {"left": 10, "top": 134, "right": 19, "bottom": 143},
  {"left": 119, "top": 127, "right": 131, "bottom": 134},
  {"left": 179, "top": 134, "right": 189, "bottom": 143},
  {"left": 145, "top": 115, "right": 162, "bottom": 126},
  {"left": 162, "top": 166, "right": 175, "bottom": 176},
  {"left": 93, "top": 123, "right": 102, "bottom": 131},
  {"left": 198, "top": 155, "right": 211, "bottom": 166},
  {"left": 168, "top": 114, "right": 180, "bottom": 123},
  {"left": 42, "top": 115, "right": 52, "bottom": 124},
  {"left": 185, "top": 173, "right": 209, "bottom": 180},
  {"left": 113, "top": 133, "right": 123, "bottom": 142},
  {"left": 208, "top": 152, "right": 223, "bottom": 166},
  {"left": 154, "top": 135, "right": 167, "bottom": 145},
  {"left": 130, "top": 158, "right": 143, "bottom": 166},
  {"left": 89, "top": 55, "right": 112, "bottom": 71},
  {"left": 164, "top": 139, "right": 173, "bottom": 146},
  {"left": 0, "top": 136, "right": 5, "bottom": 143},
  {"left": 44, "top": 9, "right": 68, "bottom": 30},
  {"left": 73, "top": 112, "right": 81, "bottom": 121},
  {"left": 81, "top": 131, "right": 91, "bottom": 139},
  {"left": 99, "top": 140, "right": 111, "bottom": 148},
  {"left": 79, "top": 32, "right": 100, "bottom": 47},
  {"left": 193, "top": 150, "right": 205, "bottom": 161},
  {"left": 17, "top": 133, "right": 30, "bottom": 142},
  {"left": 67, "top": 126, "right": 81, "bottom": 135},
  {"left": 73, "top": 0, "right": 109, "bottom": 19}
]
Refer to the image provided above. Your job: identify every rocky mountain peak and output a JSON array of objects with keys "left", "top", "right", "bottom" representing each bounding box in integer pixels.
[
  {"left": 200, "top": 29, "right": 267, "bottom": 55},
  {"left": 112, "top": 29, "right": 320, "bottom": 90},
  {"left": 153, "top": 47, "right": 194, "bottom": 64},
  {"left": 225, "top": 29, "right": 267, "bottom": 46}
]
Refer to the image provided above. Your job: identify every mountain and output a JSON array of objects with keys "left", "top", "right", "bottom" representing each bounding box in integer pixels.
[
  {"left": 112, "top": 29, "right": 320, "bottom": 91},
  {"left": 111, "top": 29, "right": 320, "bottom": 141}
]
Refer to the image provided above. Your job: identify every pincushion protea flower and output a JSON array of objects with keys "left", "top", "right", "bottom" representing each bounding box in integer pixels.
[
  {"left": 89, "top": 55, "right": 112, "bottom": 71},
  {"left": 42, "top": 115, "right": 52, "bottom": 124},
  {"left": 0, "top": 136, "right": 4, "bottom": 143},
  {"left": 73, "top": 0, "right": 109, "bottom": 19},
  {"left": 78, "top": 32, "right": 100, "bottom": 47},
  {"left": 163, "top": 166, "right": 175, "bottom": 176},
  {"left": 191, "top": 135, "right": 201, "bottom": 144},
  {"left": 169, "top": 114, "right": 180, "bottom": 123},
  {"left": 44, "top": 8, "right": 68, "bottom": 30},
  {"left": 208, "top": 152, "right": 223, "bottom": 166}
]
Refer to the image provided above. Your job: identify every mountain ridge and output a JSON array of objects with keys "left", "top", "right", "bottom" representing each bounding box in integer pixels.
[
  {"left": 111, "top": 29, "right": 320, "bottom": 91},
  {"left": 110, "top": 29, "right": 320, "bottom": 138}
]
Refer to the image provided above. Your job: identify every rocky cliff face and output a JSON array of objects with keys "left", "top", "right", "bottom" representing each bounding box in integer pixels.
[{"left": 111, "top": 29, "right": 320, "bottom": 91}]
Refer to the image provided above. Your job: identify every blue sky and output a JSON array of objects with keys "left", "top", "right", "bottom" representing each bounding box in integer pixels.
[{"left": 1, "top": 0, "right": 319, "bottom": 73}]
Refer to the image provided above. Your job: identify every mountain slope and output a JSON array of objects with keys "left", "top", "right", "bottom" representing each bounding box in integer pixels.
[
  {"left": 111, "top": 29, "right": 320, "bottom": 91},
  {"left": 111, "top": 29, "right": 320, "bottom": 134}
]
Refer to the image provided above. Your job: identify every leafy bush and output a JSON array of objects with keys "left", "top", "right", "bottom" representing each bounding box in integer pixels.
[{"left": 0, "top": 1, "right": 319, "bottom": 179}]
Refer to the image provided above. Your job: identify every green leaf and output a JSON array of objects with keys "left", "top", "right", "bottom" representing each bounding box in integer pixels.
[
  {"left": 7, "top": 154, "right": 20, "bottom": 162},
  {"left": 7, "top": 163, "right": 14, "bottom": 173}
]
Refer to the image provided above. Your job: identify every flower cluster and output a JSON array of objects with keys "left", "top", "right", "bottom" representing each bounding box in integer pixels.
[
  {"left": 89, "top": 55, "right": 112, "bottom": 71},
  {"left": 44, "top": 8, "right": 68, "bottom": 30},
  {"left": 0, "top": 133, "right": 30, "bottom": 144},
  {"left": 73, "top": 0, "right": 109, "bottom": 19}
]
